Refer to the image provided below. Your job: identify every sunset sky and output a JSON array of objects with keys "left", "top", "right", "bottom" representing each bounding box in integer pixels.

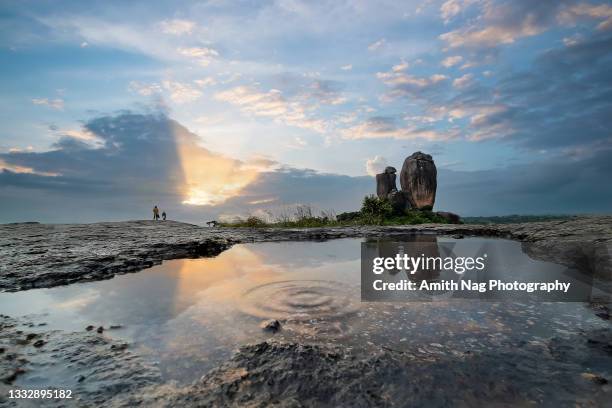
[{"left": 1, "top": 0, "right": 611, "bottom": 223}]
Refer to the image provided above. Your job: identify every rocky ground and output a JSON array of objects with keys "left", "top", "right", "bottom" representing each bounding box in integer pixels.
[
  {"left": 1, "top": 313, "right": 611, "bottom": 407},
  {"left": 1, "top": 216, "right": 611, "bottom": 292},
  {"left": 1, "top": 217, "right": 611, "bottom": 406}
]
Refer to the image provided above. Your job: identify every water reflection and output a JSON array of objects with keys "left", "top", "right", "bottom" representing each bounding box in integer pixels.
[{"left": 0, "top": 237, "right": 609, "bottom": 385}]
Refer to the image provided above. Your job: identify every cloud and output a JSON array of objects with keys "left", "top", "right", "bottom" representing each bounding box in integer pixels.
[
  {"left": 436, "top": 147, "right": 612, "bottom": 215},
  {"left": 440, "top": 0, "right": 468, "bottom": 24},
  {"left": 0, "top": 112, "right": 273, "bottom": 221},
  {"left": 159, "top": 19, "right": 196, "bottom": 35},
  {"left": 161, "top": 80, "right": 202, "bottom": 103},
  {"left": 342, "top": 116, "right": 455, "bottom": 141},
  {"left": 128, "top": 81, "right": 162, "bottom": 96},
  {"left": 2, "top": 111, "right": 610, "bottom": 223},
  {"left": 128, "top": 80, "right": 202, "bottom": 103},
  {"left": 368, "top": 38, "right": 386, "bottom": 51},
  {"left": 177, "top": 46, "right": 219, "bottom": 66},
  {"left": 215, "top": 85, "right": 328, "bottom": 132},
  {"left": 452, "top": 73, "right": 474, "bottom": 88},
  {"left": 558, "top": 3, "right": 612, "bottom": 31},
  {"left": 439, "top": 0, "right": 575, "bottom": 49},
  {"left": 194, "top": 77, "right": 217, "bottom": 87},
  {"left": 304, "top": 80, "right": 347, "bottom": 105},
  {"left": 441, "top": 55, "right": 463, "bottom": 67},
  {"left": 372, "top": 28, "right": 612, "bottom": 153},
  {"left": 365, "top": 155, "right": 388, "bottom": 176},
  {"left": 31, "top": 98, "right": 64, "bottom": 110},
  {"left": 392, "top": 61, "right": 409, "bottom": 72},
  {"left": 340, "top": 64, "right": 353, "bottom": 71},
  {"left": 376, "top": 65, "right": 449, "bottom": 101}
]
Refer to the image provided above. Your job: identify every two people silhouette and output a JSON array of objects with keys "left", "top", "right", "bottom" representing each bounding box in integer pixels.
[{"left": 153, "top": 206, "right": 167, "bottom": 221}]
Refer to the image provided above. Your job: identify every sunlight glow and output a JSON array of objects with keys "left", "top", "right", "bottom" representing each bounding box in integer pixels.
[{"left": 173, "top": 123, "right": 259, "bottom": 206}]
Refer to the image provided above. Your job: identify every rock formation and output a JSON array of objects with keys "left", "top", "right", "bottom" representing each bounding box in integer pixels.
[
  {"left": 387, "top": 190, "right": 411, "bottom": 214},
  {"left": 375, "top": 166, "right": 397, "bottom": 198},
  {"left": 400, "top": 151, "right": 437, "bottom": 210}
]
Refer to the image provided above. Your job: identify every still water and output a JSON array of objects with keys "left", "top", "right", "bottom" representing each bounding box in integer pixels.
[{"left": 1, "top": 237, "right": 609, "bottom": 385}]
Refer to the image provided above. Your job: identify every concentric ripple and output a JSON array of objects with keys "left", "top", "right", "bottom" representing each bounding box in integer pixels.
[{"left": 240, "top": 280, "right": 359, "bottom": 321}]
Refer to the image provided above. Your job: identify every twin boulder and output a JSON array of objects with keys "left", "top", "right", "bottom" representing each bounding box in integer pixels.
[{"left": 376, "top": 152, "right": 437, "bottom": 211}]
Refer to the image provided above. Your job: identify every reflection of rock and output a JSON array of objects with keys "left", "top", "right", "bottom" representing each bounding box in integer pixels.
[
  {"left": 370, "top": 235, "right": 441, "bottom": 282},
  {"left": 400, "top": 152, "right": 437, "bottom": 210},
  {"left": 376, "top": 167, "right": 397, "bottom": 198}
]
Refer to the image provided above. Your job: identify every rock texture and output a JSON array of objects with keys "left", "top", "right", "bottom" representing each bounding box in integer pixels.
[
  {"left": 0, "top": 315, "right": 160, "bottom": 407},
  {"left": 1, "top": 217, "right": 611, "bottom": 292},
  {"left": 110, "top": 334, "right": 612, "bottom": 407},
  {"left": 375, "top": 166, "right": 397, "bottom": 198},
  {"left": 387, "top": 190, "right": 411, "bottom": 214},
  {"left": 1, "top": 220, "right": 611, "bottom": 407},
  {"left": 400, "top": 151, "right": 437, "bottom": 210}
]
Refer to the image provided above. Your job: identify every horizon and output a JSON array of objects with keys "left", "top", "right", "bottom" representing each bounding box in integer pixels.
[{"left": 1, "top": 0, "right": 611, "bottom": 223}]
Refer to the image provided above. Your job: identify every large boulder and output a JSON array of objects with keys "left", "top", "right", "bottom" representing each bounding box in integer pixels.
[
  {"left": 387, "top": 190, "right": 411, "bottom": 214},
  {"left": 400, "top": 152, "right": 437, "bottom": 210},
  {"left": 375, "top": 167, "right": 397, "bottom": 198}
]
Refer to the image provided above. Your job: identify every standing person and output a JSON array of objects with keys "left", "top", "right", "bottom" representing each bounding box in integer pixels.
[
  {"left": 153, "top": 205, "right": 160, "bottom": 220},
  {"left": 162, "top": 211, "right": 167, "bottom": 221}
]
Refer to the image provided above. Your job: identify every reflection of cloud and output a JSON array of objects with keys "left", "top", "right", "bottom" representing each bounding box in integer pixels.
[
  {"left": 172, "top": 245, "right": 281, "bottom": 310},
  {"left": 55, "top": 290, "right": 100, "bottom": 310}
]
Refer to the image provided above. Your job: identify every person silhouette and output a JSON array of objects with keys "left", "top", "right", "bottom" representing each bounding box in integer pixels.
[
  {"left": 153, "top": 205, "right": 160, "bottom": 220},
  {"left": 162, "top": 211, "right": 167, "bottom": 221}
]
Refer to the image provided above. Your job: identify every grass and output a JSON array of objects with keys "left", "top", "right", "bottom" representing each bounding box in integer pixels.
[{"left": 219, "top": 196, "right": 454, "bottom": 228}]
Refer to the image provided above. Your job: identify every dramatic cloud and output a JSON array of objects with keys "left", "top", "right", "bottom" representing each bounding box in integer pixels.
[
  {"left": 2, "top": 0, "right": 611, "bottom": 222},
  {"left": 1, "top": 113, "right": 610, "bottom": 223},
  {"left": 558, "top": 3, "right": 612, "bottom": 31},
  {"left": 440, "top": 0, "right": 574, "bottom": 48}
]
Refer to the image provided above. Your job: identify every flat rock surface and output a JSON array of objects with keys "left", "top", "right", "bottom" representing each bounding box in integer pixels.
[
  {"left": 3, "top": 313, "right": 610, "bottom": 407},
  {"left": 1, "top": 219, "right": 611, "bottom": 407},
  {"left": 1, "top": 217, "right": 611, "bottom": 292}
]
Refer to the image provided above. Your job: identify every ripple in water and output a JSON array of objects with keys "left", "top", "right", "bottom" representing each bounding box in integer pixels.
[{"left": 240, "top": 280, "right": 359, "bottom": 321}]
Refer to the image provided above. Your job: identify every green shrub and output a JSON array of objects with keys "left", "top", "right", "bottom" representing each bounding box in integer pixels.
[{"left": 360, "top": 195, "right": 393, "bottom": 224}]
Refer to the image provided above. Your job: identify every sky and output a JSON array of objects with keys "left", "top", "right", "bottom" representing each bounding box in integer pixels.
[{"left": 0, "top": 0, "right": 611, "bottom": 223}]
